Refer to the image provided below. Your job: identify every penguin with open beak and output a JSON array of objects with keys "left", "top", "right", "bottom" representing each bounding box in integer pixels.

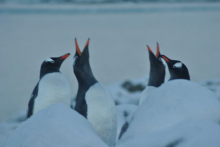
[
  {"left": 161, "top": 55, "right": 190, "bottom": 81},
  {"left": 138, "top": 43, "right": 165, "bottom": 105},
  {"left": 27, "top": 53, "right": 71, "bottom": 118},
  {"left": 73, "top": 38, "right": 117, "bottom": 147}
]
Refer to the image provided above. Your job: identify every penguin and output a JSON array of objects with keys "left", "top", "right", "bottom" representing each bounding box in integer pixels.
[
  {"left": 73, "top": 38, "right": 117, "bottom": 147},
  {"left": 119, "top": 43, "right": 165, "bottom": 140},
  {"left": 138, "top": 43, "right": 165, "bottom": 105},
  {"left": 27, "top": 53, "right": 71, "bottom": 118},
  {"left": 161, "top": 55, "right": 190, "bottom": 80}
]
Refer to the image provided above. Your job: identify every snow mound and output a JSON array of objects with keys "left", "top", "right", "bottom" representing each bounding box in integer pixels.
[
  {"left": 4, "top": 103, "right": 108, "bottom": 147},
  {"left": 117, "top": 120, "right": 220, "bottom": 147},
  {"left": 115, "top": 104, "right": 137, "bottom": 142},
  {"left": 119, "top": 80, "right": 220, "bottom": 142}
]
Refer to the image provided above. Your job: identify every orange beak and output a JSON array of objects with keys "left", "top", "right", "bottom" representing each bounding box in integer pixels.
[
  {"left": 156, "top": 42, "right": 160, "bottom": 58},
  {"left": 147, "top": 45, "right": 154, "bottom": 55},
  {"left": 75, "top": 38, "right": 82, "bottom": 55},
  {"left": 60, "top": 53, "right": 70, "bottom": 60},
  {"left": 84, "top": 38, "right": 90, "bottom": 49},
  {"left": 161, "top": 55, "right": 170, "bottom": 62}
]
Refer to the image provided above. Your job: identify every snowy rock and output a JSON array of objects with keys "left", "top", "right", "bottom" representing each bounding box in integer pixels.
[
  {"left": 119, "top": 80, "right": 220, "bottom": 142},
  {"left": 4, "top": 103, "right": 108, "bottom": 147}
]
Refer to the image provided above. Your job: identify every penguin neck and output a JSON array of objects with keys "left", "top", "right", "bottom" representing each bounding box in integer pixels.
[
  {"left": 148, "top": 63, "right": 165, "bottom": 87},
  {"left": 74, "top": 64, "right": 98, "bottom": 93},
  {"left": 40, "top": 69, "right": 60, "bottom": 79},
  {"left": 169, "top": 71, "right": 190, "bottom": 81},
  {"left": 74, "top": 64, "right": 97, "bottom": 119}
]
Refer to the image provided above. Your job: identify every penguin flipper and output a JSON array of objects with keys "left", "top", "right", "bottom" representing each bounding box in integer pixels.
[{"left": 27, "top": 83, "right": 39, "bottom": 118}]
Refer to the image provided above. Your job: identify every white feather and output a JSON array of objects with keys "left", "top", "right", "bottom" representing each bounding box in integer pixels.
[
  {"left": 34, "top": 73, "right": 71, "bottom": 114},
  {"left": 44, "top": 58, "right": 54, "bottom": 63},
  {"left": 85, "top": 83, "right": 117, "bottom": 147},
  {"left": 173, "top": 62, "right": 182, "bottom": 68}
]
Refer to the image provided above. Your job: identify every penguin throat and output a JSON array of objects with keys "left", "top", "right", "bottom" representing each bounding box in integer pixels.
[
  {"left": 40, "top": 69, "right": 60, "bottom": 79},
  {"left": 148, "top": 63, "right": 165, "bottom": 87}
]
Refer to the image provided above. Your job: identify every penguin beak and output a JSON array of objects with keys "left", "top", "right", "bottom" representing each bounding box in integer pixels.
[
  {"left": 156, "top": 42, "right": 160, "bottom": 58},
  {"left": 84, "top": 38, "right": 90, "bottom": 49},
  {"left": 147, "top": 45, "right": 155, "bottom": 56},
  {"left": 147, "top": 43, "right": 161, "bottom": 58},
  {"left": 60, "top": 53, "right": 70, "bottom": 60},
  {"left": 161, "top": 55, "right": 170, "bottom": 63},
  {"left": 75, "top": 38, "right": 82, "bottom": 56}
]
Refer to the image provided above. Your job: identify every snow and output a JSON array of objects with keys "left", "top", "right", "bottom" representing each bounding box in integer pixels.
[
  {"left": 4, "top": 103, "right": 108, "bottom": 147},
  {"left": 115, "top": 104, "right": 137, "bottom": 142},
  {"left": 116, "top": 120, "right": 220, "bottom": 147},
  {"left": 0, "top": 3, "right": 220, "bottom": 147},
  {"left": 118, "top": 80, "right": 220, "bottom": 143}
]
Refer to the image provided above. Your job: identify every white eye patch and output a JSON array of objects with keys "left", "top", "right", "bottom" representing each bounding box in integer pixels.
[
  {"left": 73, "top": 56, "right": 78, "bottom": 66},
  {"left": 45, "top": 58, "right": 54, "bottom": 63},
  {"left": 173, "top": 62, "right": 182, "bottom": 68}
]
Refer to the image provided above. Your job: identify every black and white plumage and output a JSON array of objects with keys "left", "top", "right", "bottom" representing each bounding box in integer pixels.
[
  {"left": 27, "top": 53, "right": 71, "bottom": 118},
  {"left": 119, "top": 43, "right": 165, "bottom": 140},
  {"left": 73, "top": 39, "right": 117, "bottom": 147},
  {"left": 161, "top": 55, "right": 190, "bottom": 81},
  {"left": 139, "top": 43, "right": 165, "bottom": 105}
]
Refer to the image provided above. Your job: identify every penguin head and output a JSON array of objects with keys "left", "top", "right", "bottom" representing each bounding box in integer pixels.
[
  {"left": 147, "top": 42, "right": 164, "bottom": 69},
  {"left": 161, "top": 55, "right": 190, "bottom": 80},
  {"left": 40, "top": 53, "right": 70, "bottom": 78},
  {"left": 73, "top": 38, "right": 90, "bottom": 72},
  {"left": 147, "top": 43, "right": 165, "bottom": 87},
  {"left": 73, "top": 38, "right": 97, "bottom": 84}
]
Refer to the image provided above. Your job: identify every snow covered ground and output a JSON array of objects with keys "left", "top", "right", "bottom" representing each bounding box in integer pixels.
[{"left": 0, "top": 3, "right": 220, "bottom": 147}]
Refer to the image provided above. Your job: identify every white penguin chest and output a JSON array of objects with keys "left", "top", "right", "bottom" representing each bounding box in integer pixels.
[
  {"left": 34, "top": 73, "right": 71, "bottom": 114},
  {"left": 85, "top": 83, "right": 117, "bottom": 147}
]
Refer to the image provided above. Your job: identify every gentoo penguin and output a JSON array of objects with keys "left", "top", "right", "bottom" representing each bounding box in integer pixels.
[
  {"left": 119, "top": 43, "right": 165, "bottom": 140},
  {"left": 27, "top": 53, "right": 71, "bottom": 118},
  {"left": 138, "top": 43, "right": 165, "bottom": 105},
  {"left": 73, "top": 38, "right": 117, "bottom": 147},
  {"left": 161, "top": 55, "right": 190, "bottom": 80}
]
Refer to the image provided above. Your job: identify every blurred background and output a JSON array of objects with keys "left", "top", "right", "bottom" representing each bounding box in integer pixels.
[{"left": 0, "top": 0, "right": 220, "bottom": 121}]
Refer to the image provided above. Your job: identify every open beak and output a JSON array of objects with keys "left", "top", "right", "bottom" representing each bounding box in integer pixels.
[
  {"left": 147, "top": 43, "right": 161, "bottom": 58},
  {"left": 60, "top": 53, "right": 70, "bottom": 60},
  {"left": 75, "top": 38, "right": 90, "bottom": 55}
]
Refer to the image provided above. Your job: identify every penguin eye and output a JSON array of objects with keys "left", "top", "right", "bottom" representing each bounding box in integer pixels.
[{"left": 158, "top": 58, "right": 162, "bottom": 61}]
